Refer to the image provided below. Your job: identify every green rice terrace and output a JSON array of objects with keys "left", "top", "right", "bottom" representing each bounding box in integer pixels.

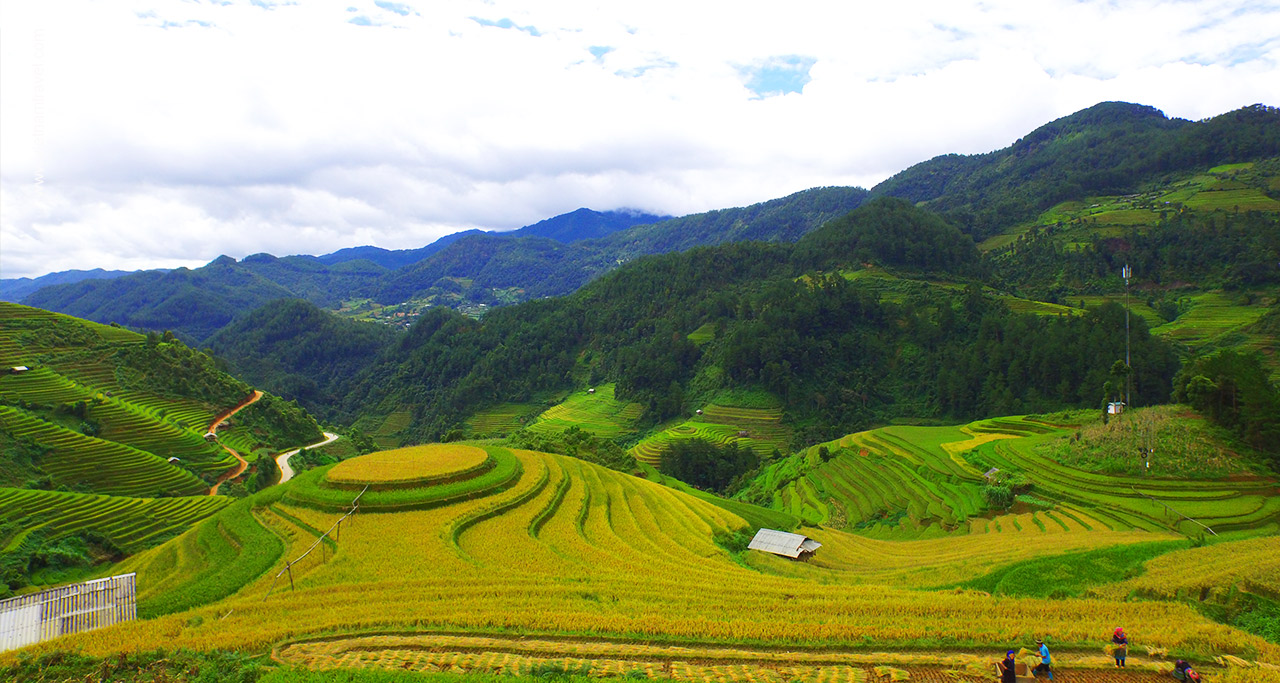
[
  {"left": 524, "top": 384, "right": 645, "bottom": 440},
  {"left": 736, "top": 412, "right": 1280, "bottom": 541},
  {"left": 630, "top": 395, "right": 792, "bottom": 466}
]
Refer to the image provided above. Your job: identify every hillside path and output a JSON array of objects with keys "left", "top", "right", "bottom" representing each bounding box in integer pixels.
[
  {"left": 275, "top": 431, "right": 340, "bottom": 484},
  {"left": 207, "top": 390, "right": 263, "bottom": 496}
]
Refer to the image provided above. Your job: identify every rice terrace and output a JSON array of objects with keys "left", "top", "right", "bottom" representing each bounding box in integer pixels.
[{"left": 4, "top": 99, "right": 1280, "bottom": 683}]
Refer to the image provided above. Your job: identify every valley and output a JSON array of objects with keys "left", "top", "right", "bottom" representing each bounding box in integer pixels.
[{"left": 3, "top": 102, "right": 1280, "bottom": 682}]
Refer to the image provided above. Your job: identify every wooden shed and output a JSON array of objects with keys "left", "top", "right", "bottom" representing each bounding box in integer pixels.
[{"left": 747, "top": 529, "right": 822, "bottom": 559}]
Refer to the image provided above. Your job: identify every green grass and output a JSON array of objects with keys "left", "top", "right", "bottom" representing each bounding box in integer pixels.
[
  {"left": 629, "top": 402, "right": 790, "bottom": 466},
  {"left": 371, "top": 410, "right": 413, "bottom": 449},
  {"left": 525, "top": 384, "right": 644, "bottom": 440},
  {"left": 120, "top": 489, "right": 288, "bottom": 618},
  {"left": 1072, "top": 295, "right": 1164, "bottom": 326},
  {"left": 957, "top": 540, "right": 1188, "bottom": 598},
  {"left": 737, "top": 414, "right": 1280, "bottom": 540},
  {"left": 686, "top": 322, "right": 717, "bottom": 345},
  {"left": 1036, "top": 405, "right": 1263, "bottom": 478}
]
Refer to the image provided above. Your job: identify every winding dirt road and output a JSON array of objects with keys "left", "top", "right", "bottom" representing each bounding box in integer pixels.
[
  {"left": 207, "top": 390, "right": 263, "bottom": 496},
  {"left": 275, "top": 431, "right": 340, "bottom": 484}
]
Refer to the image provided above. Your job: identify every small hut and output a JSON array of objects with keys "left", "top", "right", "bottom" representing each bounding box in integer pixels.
[
  {"left": 168, "top": 457, "right": 181, "bottom": 463},
  {"left": 695, "top": 409, "right": 703, "bottom": 416},
  {"left": 587, "top": 388, "right": 596, "bottom": 394},
  {"left": 747, "top": 529, "right": 822, "bottom": 560},
  {"left": 204, "top": 432, "right": 219, "bottom": 442},
  {"left": 1108, "top": 401, "right": 1125, "bottom": 415},
  {"left": 9, "top": 366, "right": 29, "bottom": 374}
]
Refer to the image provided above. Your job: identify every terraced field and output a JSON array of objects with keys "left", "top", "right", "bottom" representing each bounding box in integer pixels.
[
  {"left": 525, "top": 384, "right": 644, "bottom": 439},
  {"left": 0, "top": 366, "right": 234, "bottom": 473},
  {"left": 631, "top": 401, "right": 791, "bottom": 466},
  {"left": 33, "top": 443, "right": 1278, "bottom": 669},
  {"left": 371, "top": 409, "right": 413, "bottom": 449},
  {"left": 465, "top": 402, "right": 540, "bottom": 436},
  {"left": 0, "top": 488, "right": 230, "bottom": 553},
  {"left": 744, "top": 417, "right": 1280, "bottom": 539},
  {"left": 1151, "top": 291, "right": 1271, "bottom": 346},
  {"left": 0, "top": 405, "right": 208, "bottom": 496}
]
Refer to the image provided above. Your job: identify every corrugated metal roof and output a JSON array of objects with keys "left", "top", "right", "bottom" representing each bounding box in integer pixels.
[{"left": 748, "top": 528, "right": 822, "bottom": 559}]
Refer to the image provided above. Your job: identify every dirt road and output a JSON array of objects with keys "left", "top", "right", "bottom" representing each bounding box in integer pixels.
[{"left": 207, "top": 390, "right": 263, "bottom": 495}]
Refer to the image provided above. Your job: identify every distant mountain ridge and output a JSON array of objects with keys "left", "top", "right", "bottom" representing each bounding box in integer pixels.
[
  {"left": 0, "top": 268, "right": 138, "bottom": 302},
  {"left": 312, "top": 208, "right": 664, "bottom": 270},
  {"left": 23, "top": 194, "right": 865, "bottom": 341}
]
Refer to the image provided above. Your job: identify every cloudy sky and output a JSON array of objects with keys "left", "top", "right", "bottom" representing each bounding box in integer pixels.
[{"left": 2, "top": 1, "right": 1278, "bottom": 279}]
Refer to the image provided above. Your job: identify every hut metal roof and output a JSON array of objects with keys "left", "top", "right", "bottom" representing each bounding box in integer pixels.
[{"left": 747, "top": 528, "right": 822, "bottom": 559}]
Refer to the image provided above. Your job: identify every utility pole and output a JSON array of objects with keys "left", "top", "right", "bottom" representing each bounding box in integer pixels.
[{"left": 1122, "top": 263, "right": 1132, "bottom": 412}]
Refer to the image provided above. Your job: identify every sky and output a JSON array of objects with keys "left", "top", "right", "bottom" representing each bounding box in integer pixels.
[{"left": 1, "top": 1, "right": 1279, "bottom": 280}]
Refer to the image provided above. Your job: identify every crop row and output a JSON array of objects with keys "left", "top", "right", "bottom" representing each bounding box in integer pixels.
[
  {"left": 0, "top": 367, "right": 232, "bottom": 471},
  {"left": 58, "top": 446, "right": 1278, "bottom": 662},
  {"left": 0, "top": 405, "right": 208, "bottom": 497},
  {"left": 0, "top": 487, "right": 230, "bottom": 553}
]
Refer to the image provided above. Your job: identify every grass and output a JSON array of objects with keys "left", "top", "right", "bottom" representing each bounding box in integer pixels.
[
  {"left": 0, "top": 405, "right": 209, "bottom": 497},
  {"left": 525, "top": 384, "right": 644, "bottom": 440},
  {"left": 957, "top": 540, "right": 1187, "bottom": 598},
  {"left": 1036, "top": 405, "right": 1263, "bottom": 478},
  {"left": 112, "top": 489, "right": 288, "bottom": 618},
  {"left": 1152, "top": 291, "right": 1270, "bottom": 345}
]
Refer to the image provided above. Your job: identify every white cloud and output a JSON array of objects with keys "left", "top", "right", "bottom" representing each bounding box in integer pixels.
[{"left": 2, "top": 0, "right": 1278, "bottom": 278}]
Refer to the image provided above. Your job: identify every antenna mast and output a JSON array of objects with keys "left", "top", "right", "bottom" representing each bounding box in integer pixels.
[{"left": 1122, "top": 263, "right": 1132, "bottom": 410}]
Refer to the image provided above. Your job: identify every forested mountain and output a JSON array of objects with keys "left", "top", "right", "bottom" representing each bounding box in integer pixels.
[
  {"left": 314, "top": 208, "right": 662, "bottom": 270},
  {"left": 20, "top": 190, "right": 866, "bottom": 341},
  {"left": 206, "top": 298, "right": 400, "bottom": 419},
  {"left": 504, "top": 207, "right": 669, "bottom": 242},
  {"left": 231, "top": 199, "right": 1181, "bottom": 447},
  {"left": 370, "top": 187, "right": 869, "bottom": 305},
  {"left": 23, "top": 255, "right": 388, "bottom": 343},
  {"left": 871, "top": 102, "right": 1280, "bottom": 241}
]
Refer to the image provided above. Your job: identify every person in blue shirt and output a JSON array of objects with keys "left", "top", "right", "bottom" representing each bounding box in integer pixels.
[{"left": 1034, "top": 638, "right": 1054, "bottom": 680}]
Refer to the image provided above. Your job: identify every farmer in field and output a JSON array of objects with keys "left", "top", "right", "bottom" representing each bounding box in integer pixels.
[
  {"left": 1171, "top": 660, "right": 1202, "bottom": 682},
  {"left": 1034, "top": 638, "right": 1054, "bottom": 680},
  {"left": 998, "top": 649, "right": 1018, "bottom": 683},
  {"left": 1111, "top": 626, "right": 1129, "bottom": 667}
]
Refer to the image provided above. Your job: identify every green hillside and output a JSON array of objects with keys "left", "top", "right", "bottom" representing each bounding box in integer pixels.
[{"left": 0, "top": 302, "right": 324, "bottom": 596}]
